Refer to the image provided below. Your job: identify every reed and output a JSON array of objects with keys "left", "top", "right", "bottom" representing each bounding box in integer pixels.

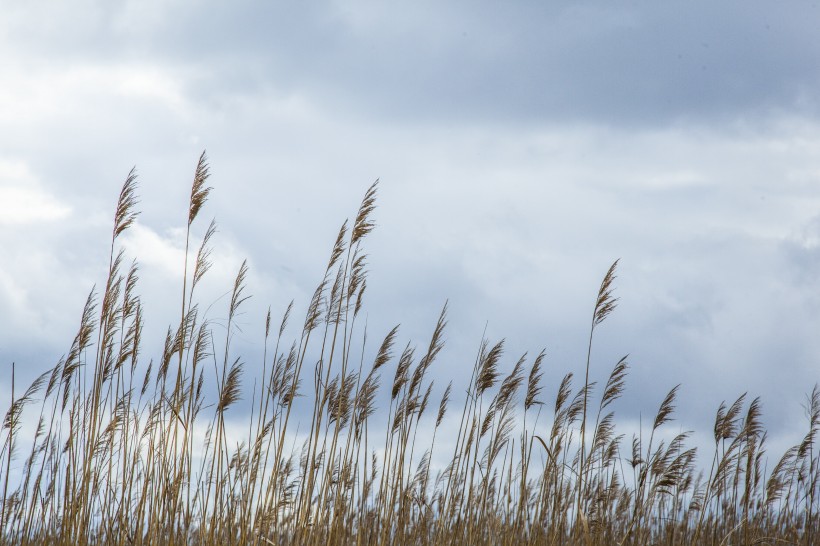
[{"left": 1, "top": 155, "right": 818, "bottom": 545}]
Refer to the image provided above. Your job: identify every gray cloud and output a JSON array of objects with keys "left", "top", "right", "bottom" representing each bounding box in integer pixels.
[
  {"left": 4, "top": 2, "right": 820, "bottom": 127},
  {"left": 2, "top": 1, "right": 820, "bottom": 470}
]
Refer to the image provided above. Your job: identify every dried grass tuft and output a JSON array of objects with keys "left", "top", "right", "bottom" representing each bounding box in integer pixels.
[{"left": 1, "top": 158, "right": 816, "bottom": 546}]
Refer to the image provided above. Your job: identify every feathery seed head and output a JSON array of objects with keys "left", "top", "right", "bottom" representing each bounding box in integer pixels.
[
  {"left": 593, "top": 259, "right": 619, "bottom": 327},
  {"left": 189, "top": 150, "right": 211, "bottom": 225},
  {"left": 114, "top": 168, "right": 139, "bottom": 238}
]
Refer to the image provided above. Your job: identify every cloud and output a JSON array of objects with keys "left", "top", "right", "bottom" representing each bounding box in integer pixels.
[
  {"left": 1, "top": 0, "right": 819, "bottom": 476},
  {"left": 4, "top": 2, "right": 820, "bottom": 128},
  {"left": 0, "top": 162, "right": 71, "bottom": 225},
  {"left": 783, "top": 213, "right": 820, "bottom": 288}
]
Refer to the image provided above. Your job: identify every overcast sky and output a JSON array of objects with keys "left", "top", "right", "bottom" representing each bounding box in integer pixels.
[{"left": 2, "top": 1, "right": 820, "bottom": 462}]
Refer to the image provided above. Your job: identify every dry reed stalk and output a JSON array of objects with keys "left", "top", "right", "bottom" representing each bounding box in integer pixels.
[{"left": 1, "top": 157, "right": 819, "bottom": 546}]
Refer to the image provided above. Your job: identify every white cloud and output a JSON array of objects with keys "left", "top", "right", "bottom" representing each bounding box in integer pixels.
[
  {"left": 0, "top": 161, "right": 71, "bottom": 224},
  {"left": 0, "top": 63, "right": 193, "bottom": 126},
  {"left": 120, "top": 223, "right": 188, "bottom": 278}
]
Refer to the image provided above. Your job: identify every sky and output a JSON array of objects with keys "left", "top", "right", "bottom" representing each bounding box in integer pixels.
[{"left": 2, "top": 0, "right": 820, "bottom": 464}]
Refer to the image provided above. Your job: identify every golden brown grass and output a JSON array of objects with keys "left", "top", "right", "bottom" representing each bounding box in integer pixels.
[{"left": 1, "top": 154, "right": 818, "bottom": 545}]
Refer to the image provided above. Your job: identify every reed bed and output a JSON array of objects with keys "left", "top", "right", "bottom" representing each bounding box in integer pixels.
[{"left": 1, "top": 154, "right": 818, "bottom": 545}]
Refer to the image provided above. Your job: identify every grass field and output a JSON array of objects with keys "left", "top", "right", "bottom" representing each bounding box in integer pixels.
[{"left": 1, "top": 154, "right": 818, "bottom": 545}]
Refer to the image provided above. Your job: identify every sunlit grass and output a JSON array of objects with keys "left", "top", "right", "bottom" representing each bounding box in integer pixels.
[{"left": 1, "top": 154, "right": 818, "bottom": 545}]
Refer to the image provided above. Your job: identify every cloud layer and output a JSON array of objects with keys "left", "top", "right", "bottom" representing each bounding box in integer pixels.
[{"left": 2, "top": 1, "right": 819, "bottom": 462}]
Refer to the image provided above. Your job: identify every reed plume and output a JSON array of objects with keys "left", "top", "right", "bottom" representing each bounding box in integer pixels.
[{"left": 0, "top": 159, "right": 816, "bottom": 546}]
